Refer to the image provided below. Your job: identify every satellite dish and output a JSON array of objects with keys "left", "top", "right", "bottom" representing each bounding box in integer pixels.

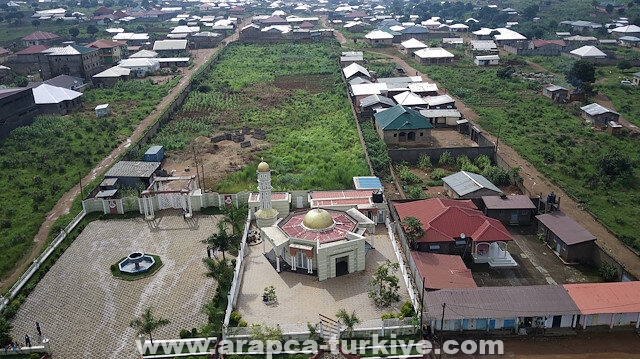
[{"left": 460, "top": 233, "right": 466, "bottom": 239}]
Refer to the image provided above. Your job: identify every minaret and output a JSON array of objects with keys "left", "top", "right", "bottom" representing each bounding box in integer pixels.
[{"left": 254, "top": 158, "right": 279, "bottom": 228}]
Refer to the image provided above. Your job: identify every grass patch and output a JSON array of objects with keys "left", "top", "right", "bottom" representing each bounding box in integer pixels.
[{"left": 110, "top": 254, "right": 163, "bottom": 281}]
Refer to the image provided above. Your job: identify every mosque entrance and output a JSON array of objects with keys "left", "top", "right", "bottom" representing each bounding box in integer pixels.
[{"left": 335, "top": 256, "right": 349, "bottom": 277}]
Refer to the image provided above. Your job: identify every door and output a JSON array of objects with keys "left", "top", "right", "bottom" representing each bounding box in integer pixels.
[
  {"left": 556, "top": 242, "right": 561, "bottom": 253},
  {"left": 296, "top": 251, "right": 307, "bottom": 270},
  {"left": 510, "top": 211, "right": 519, "bottom": 223},
  {"left": 335, "top": 256, "right": 349, "bottom": 277},
  {"left": 552, "top": 316, "right": 562, "bottom": 328},
  {"left": 489, "top": 319, "right": 496, "bottom": 330},
  {"left": 476, "top": 318, "right": 487, "bottom": 330},
  {"left": 296, "top": 196, "right": 304, "bottom": 209}
]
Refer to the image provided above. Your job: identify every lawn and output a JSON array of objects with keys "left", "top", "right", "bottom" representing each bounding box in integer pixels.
[
  {"left": 0, "top": 78, "right": 179, "bottom": 280},
  {"left": 151, "top": 42, "right": 370, "bottom": 193},
  {"left": 411, "top": 57, "right": 640, "bottom": 251}
]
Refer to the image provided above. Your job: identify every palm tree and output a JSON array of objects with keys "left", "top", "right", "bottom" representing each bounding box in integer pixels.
[
  {"left": 130, "top": 306, "right": 170, "bottom": 344},
  {"left": 202, "top": 257, "right": 233, "bottom": 288},
  {"left": 222, "top": 204, "right": 248, "bottom": 236},
  {"left": 204, "top": 222, "right": 233, "bottom": 260},
  {"left": 335, "top": 309, "right": 360, "bottom": 338}
]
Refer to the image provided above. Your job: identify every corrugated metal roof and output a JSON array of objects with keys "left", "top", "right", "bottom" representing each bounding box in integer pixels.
[
  {"left": 414, "top": 47, "right": 454, "bottom": 59},
  {"left": 580, "top": 103, "right": 619, "bottom": 116},
  {"left": 359, "top": 94, "right": 395, "bottom": 109},
  {"left": 412, "top": 252, "right": 476, "bottom": 290},
  {"left": 374, "top": 105, "right": 433, "bottom": 131},
  {"left": 564, "top": 282, "right": 640, "bottom": 314},
  {"left": 442, "top": 171, "right": 502, "bottom": 197},
  {"left": 104, "top": 161, "right": 160, "bottom": 178},
  {"left": 482, "top": 195, "right": 536, "bottom": 210},
  {"left": 424, "top": 285, "right": 580, "bottom": 320},
  {"left": 153, "top": 39, "right": 187, "bottom": 51},
  {"left": 342, "top": 63, "right": 370, "bottom": 79},
  {"left": 424, "top": 94, "right": 455, "bottom": 106},
  {"left": 419, "top": 109, "right": 461, "bottom": 118},
  {"left": 93, "top": 66, "right": 130, "bottom": 78},
  {"left": 32, "top": 84, "right": 82, "bottom": 104},
  {"left": 536, "top": 211, "right": 596, "bottom": 246}
]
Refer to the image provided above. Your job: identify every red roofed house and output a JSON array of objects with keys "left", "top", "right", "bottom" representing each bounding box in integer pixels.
[
  {"left": 0, "top": 47, "right": 10, "bottom": 63},
  {"left": 536, "top": 211, "right": 596, "bottom": 264},
  {"left": 87, "top": 39, "right": 128, "bottom": 64},
  {"left": 93, "top": 6, "right": 114, "bottom": 17},
  {"left": 411, "top": 252, "right": 476, "bottom": 292},
  {"left": 564, "top": 282, "right": 640, "bottom": 329},
  {"left": 394, "top": 198, "right": 517, "bottom": 267},
  {"left": 345, "top": 11, "right": 368, "bottom": 19},
  {"left": 22, "top": 31, "right": 60, "bottom": 47}
]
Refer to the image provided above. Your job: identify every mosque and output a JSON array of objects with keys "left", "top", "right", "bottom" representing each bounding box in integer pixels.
[{"left": 252, "top": 159, "right": 373, "bottom": 281}]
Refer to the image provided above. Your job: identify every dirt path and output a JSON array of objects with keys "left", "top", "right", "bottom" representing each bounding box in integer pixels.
[
  {"left": 362, "top": 47, "right": 640, "bottom": 279},
  {"left": 0, "top": 28, "right": 243, "bottom": 292}
]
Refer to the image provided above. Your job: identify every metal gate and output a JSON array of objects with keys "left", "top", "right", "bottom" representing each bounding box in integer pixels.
[{"left": 157, "top": 193, "right": 186, "bottom": 210}]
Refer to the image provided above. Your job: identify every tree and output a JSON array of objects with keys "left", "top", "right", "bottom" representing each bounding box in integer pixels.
[
  {"left": 250, "top": 324, "right": 283, "bottom": 343},
  {"left": 522, "top": 4, "right": 539, "bottom": 20},
  {"left": 69, "top": 27, "right": 80, "bottom": 38},
  {"left": 204, "top": 222, "right": 234, "bottom": 260},
  {"left": 566, "top": 60, "right": 595, "bottom": 88},
  {"left": 401, "top": 216, "right": 424, "bottom": 250},
  {"left": 202, "top": 257, "right": 233, "bottom": 288},
  {"left": 31, "top": 19, "right": 40, "bottom": 27},
  {"left": 368, "top": 260, "right": 400, "bottom": 307},
  {"left": 606, "top": 3, "right": 614, "bottom": 13},
  {"left": 129, "top": 307, "right": 170, "bottom": 344},
  {"left": 0, "top": 317, "right": 13, "bottom": 347},
  {"left": 86, "top": 24, "right": 99, "bottom": 36},
  {"left": 597, "top": 149, "right": 635, "bottom": 185},
  {"left": 335, "top": 309, "right": 360, "bottom": 338},
  {"left": 222, "top": 204, "right": 248, "bottom": 236}
]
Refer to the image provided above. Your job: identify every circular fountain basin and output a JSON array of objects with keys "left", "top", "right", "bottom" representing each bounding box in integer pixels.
[{"left": 119, "top": 252, "right": 155, "bottom": 274}]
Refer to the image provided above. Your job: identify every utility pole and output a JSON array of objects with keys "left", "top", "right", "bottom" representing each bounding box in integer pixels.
[
  {"left": 495, "top": 123, "right": 503, "bottom": 152},
  {"left": 439, "top": 303, "right": 446, "bottom": 359},
  {"left": 420, "top": 277, "right": 425, "bottom": 337},
  {"left": 201, "top": 164, "right": 206, "bottom": 192},
  {"left": 78, "top": 172, "right": 83, "bottom": 198},
  {"left": 193, "top": 145, "right": 201, "bottom": 188}
]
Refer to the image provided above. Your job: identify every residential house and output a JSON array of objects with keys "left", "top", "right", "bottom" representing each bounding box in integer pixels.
[
  {"left": 633, "top": 71, "right": 640, "bottom": 86},
  {"left": 411, "top": 252, "right": 476, "bottom": 292},
  {"left": 93, "top": 6, "right": 113, "bottom": 17},
  {"left": 424, "top": 285, "right": 580, "bottom": 332},
  {"left": 129, "top": 50, "right": 158, "bottom": 58},
  {"left": 191, "top": 32, "right": 222, "bottom": 48},
  {"left": 12, "top": 45, "right": 49, "bottom": 73},
  {"left": 560, "top": 20, "right": 602, "bottom": 34},
  {"left": 87, "top": 39, "right": 128, "bottom": 65},
  {"left": 563, "top": 35, "right": 599, "bottom": 50},
  {"left": 408, "top": 82, "right": 438, "bottom": 97},
  {"left": 373, "top": 105, "right": 433, "bottom": 146},
  {"left": 610, "top": 24, "right": 640, "bottom": 38},
  {"left": 117, "top": 58, "right": 160, "bottom": 77},
  {"left": 112, "top": 33, "right": 150, "bottom": 46},
  {"left": 393, "top": 91, "right": 427, "bottom": 108},
  {"left": 414, "top": 47, "right": 454, "bottom": 64},
  {"left": 564, "top": 282, "right": 640, "bottom": 330},
  {"left": 37, "top": 45, "right": 101, "bottom": 81},
  {"left": 28, "top": 74, "right": 85, "bottom": 91},
  {"left": 442, "top": 171, "right": 502, "bottom": 199},
  {"left": 400, "top": 38, "right": 427, "bottom": 54},
  {"left": 482, "top": 195, "right": 536, "bottom": 226},
  {"left": 570, "top": 45, "right": 606, "bottom": 60},
  {"left": 474, "top": 55, "right": 500, "bottom": 66},
  {"left": 92, "top": 66, "right": 130, "bottom": 87},
  {"left": 340, "top": 51, "right": 364, "bottom": 65},
  {"left": 394, "top": 198, "right": 517, "bottom": 266},
  {"left": 31, "top": 83, "right": 83, "bottom": 115},
  {"left": 364, "top": 30, "right": 393, "bottom": 46},
  {"left": 580, "top": 103, "right": 620, "bottom": 126},
  {"left": 442, "top": 38, "right": 464, "bottom": 47},
  {"left": 504, "top": 39, "right": 565, "bottom": 56},
  {"left": 0, "top": 47, "right": 10, "bottom": 63},
  {"left": 259, "top": 15, "right": 288, "bottom": 26},
  {"left": 153, "top": 40, "right": 188, "bottom": 57},
  {"left": 542, "top": 84, "right": 569, "bottom": 103},
  {"left": 358, "top": 94, "right": 395, "bottom": 118},
  {"left": 469, "top": 40, "right": 498, "bottom": 55},
  {"left": 343, "top": 21, "right": 365, "bottom": 32},
  {"left": 400, "top": 25, "right": 430, "bottom": 41},
  {"left": 0, "top": 87, "right": 39, "bottom": 139},
  {"left": 618, "top": 36, "right": 640, "bottom": 47},
  {"left": 342, "top": 63, "right": 370, "bottom": 81},
  {"left": 536, "top": 211, "right": 596, "bottom": 264},
  {"left": 419, "top": 109, "right": 462, "bottom": 127},
  {"left": 424, "top": 94, "right": 455, "bottom": 109},
  {"left": 22, "top": 31, "right": 60, "bottom": 47}
]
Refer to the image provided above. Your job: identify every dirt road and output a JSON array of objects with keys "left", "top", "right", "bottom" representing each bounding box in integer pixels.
[
  {"left": 360, "top": 45, "right": 640, "bottom": 279},
  {"left": 0, "top": 29, "right": 242, "bottom": 292}
]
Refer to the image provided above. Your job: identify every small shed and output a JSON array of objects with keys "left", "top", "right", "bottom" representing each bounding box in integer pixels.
[
  {"left": 482, "top": 194, "right": 536, "bottom": 226},
  {"left": 442, "top": 171, "right": 502, "bottom": 199},
  {"left": 144, "top": 145, "right": 165, "bottom": 162},
  {"left": 104, "top": 161, "right": 161, "bottom": 188},
  {"left": 95, "top": 104, "right": 110, "bottom": 117},
  {"left": 536, "top": 211, "right": 596, "bottom": 264},
  {"left": 474, "top": 55, "right": 500, "bottom": 66},
  {"left": 606, "top": 121, "right": 623, "bottom": 136}
]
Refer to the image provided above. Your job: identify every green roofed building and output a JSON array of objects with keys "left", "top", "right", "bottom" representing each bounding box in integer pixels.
[{"left": 373, "top": 105, "right": 434, "bottom": 146}]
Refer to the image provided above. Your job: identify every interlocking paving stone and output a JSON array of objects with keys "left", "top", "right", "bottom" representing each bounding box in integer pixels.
[{"left": 10, "top": 212, "right": 221, "bottom": 359}]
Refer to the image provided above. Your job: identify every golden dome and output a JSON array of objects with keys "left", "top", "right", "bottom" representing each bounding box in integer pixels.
[
  {"left": 302, "top": 208, "right": 334, "bottom": 230},
  {"left": 257, "top": 161, "right": 270, "bottom": 172}
]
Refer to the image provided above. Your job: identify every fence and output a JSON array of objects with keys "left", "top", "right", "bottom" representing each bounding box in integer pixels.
[
  {"left": 0, "top": 210, "right": 86, "bottom": 313},
  {"left": 222, "top": 215, "right": 251, "bottom": 336},
  {"left": 385, "top": 217, "right": 419, "bottom": 313}
]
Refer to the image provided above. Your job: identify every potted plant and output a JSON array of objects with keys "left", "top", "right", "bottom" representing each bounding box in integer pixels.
[{"left": 263, "top": 286, "right": 277, "bottom": 304}]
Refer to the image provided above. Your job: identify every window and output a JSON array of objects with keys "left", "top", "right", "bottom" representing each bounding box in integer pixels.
[
  {"left": 429, "top": 244, "right": 440, "bottom": 251},
  {"left": 521, "top": 210, "right": 529, "bottom": 215},
  {"left": 393, "top": 133, "right": 397, "bottom": 137}
]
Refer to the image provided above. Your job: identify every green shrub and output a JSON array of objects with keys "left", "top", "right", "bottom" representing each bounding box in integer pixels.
[
  {"left": 438, "top": 151, "right": 454, "bottom": 168},
  {"left": 381, "top": 312, "right": 396, "bottom": 319},
  {"left": 238, "top": 321, "right": 248, "bottom": 327},
  {"left": 399, "top": 301, "right": 414, "bottom": 318},
  {"left": 407, "top": 187, "right": 425, "bottom": 199},
  {"left": 481, "top": 166, "right": 511, "bottom": 187},
  {"left": 430, "top": 169, "right": 447, "bottom": 181},
  {"left": 399, "top": 167, "right": 422, "bottom": 185},
  {"left": 599, "top": 263, "right": 619, "bottom": 282},
  {"left": 179, "top": 329, "right": 191, "bottom": 339},
  {"left": 426, "top": 180, "right": 443, "bottom": 187},
  {"left": 230, "top": 311, "right": 243, "bottom": 326},
  {"left": 417, "top": 155, "right": 432, "bottom": 170}
]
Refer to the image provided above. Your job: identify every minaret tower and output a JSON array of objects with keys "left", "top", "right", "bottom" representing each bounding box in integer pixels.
[{"left": 254, "top": 158, "right": 279, "bottom": 228}]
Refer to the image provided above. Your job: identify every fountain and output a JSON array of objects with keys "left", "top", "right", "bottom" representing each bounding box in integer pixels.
[{"left": 118, "top": 252, "right": 156, "bottom": 274}]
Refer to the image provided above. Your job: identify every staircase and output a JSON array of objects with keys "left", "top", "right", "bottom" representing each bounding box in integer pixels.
[
  {"left": 488, "top": 242, "right": 518, "bottom": 267},
  {"left": 319, "top": 313, "right": 341, "bottom": 343}
]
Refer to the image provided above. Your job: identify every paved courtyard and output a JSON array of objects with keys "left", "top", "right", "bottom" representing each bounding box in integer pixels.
[
  {"left": 10, "top": 212, "right": 220, "bottom": 359},
  {"left": 236, "top": 225, "right": 411, "bottom": 330}
]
